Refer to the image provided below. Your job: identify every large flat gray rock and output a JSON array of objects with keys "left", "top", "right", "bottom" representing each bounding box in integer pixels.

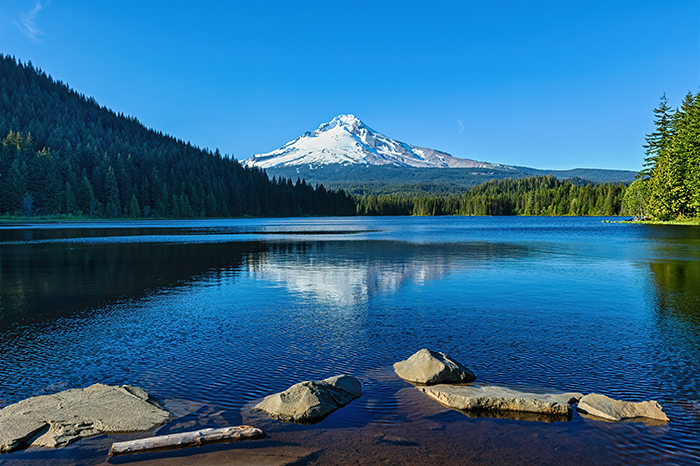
[
  {"left": 417, "top": 385, "right": 583, "bottom": 416},
  {"left": 577, "top": 393, "right": 669, "bottom": 422},
  {"left": 0, "top": 384, "right": 175, "bottom": 453},
  {"left": 254, "top": 375, "right": 362, "bottom": 423},
  {"left": 394, "top": 349, "right": 476, "bottom": 385}
]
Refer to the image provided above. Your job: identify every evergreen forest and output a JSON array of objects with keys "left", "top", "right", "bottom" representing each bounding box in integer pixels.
[
  {"left": 0, "top": 54, "right": 643, "bottom": 220},
  {"left": 623, "top": 92, "right": 700, "bottom": 221},
  {"left": 0, "top": 55, "right": 356, "bottom": 218},
  {"left": 355, "top": 176, "right": 627, "bottom": 216}
]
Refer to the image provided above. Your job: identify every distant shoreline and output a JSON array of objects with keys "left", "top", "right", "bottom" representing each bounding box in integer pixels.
[
  {"left": 0, "top": 214, "right": 633, "bottom": 226},
  {"left": 606, "top": 219, "right": 700, "bottom": 226}
]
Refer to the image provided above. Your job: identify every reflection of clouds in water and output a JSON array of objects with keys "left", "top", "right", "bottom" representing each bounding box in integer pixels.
[{"left": 248, "top": 252, "right": 449, "bottom": 306}]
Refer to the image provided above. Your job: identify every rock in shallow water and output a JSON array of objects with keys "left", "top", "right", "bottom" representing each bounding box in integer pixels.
[
  {"left": 0, "top": 384, "right": 175, "bottom": 453},
  {"left": 417, "top": 385, "right": 583, "bottom": 417},
  {"left": 254, "top": 375, "right": 362, "bottom": 423},
  {"left": 394, "top": 349, "right": 477, "bottom": 385},
  {"left": 577, "top": 393, "right": 669, "bottom": 422}
]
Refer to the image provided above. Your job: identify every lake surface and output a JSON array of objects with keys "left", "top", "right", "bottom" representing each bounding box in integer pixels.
[{"left": 0, "top": 216, "right": 699, "bottom": 465}]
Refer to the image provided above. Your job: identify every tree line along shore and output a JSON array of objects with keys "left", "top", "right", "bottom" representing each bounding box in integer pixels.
[
  {"left": 355, "top": 176, "right": 627, "bottom": 216},
  {"left": 624, "top": 92, "right": 700, "bottom": 222},
  {"left": 0, "top": 130, "right": 630, "bottom": 219},
  {"left": 1, "top": 55, "right": 696, "bottom": 220},
  {"left": 356, "top": 92, "right": 700, "bottom": 220},
  {"left": 0, "top": 129, "right": 631, "bottom": 219},
  {"left": 0, "top": 55, "right": 355, "bottom": 219}
]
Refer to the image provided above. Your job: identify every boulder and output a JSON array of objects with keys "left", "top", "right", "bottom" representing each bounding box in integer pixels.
[
  {"left": 254, "top": 375, "right": 362, "bottom": 423},
  {"left": 393, "top": 349, "right": 476, "bottom": 385},
  {"left": 0, "top": 384, "right": 175, "bottom": 453},
  {"left": 577, "top": 393, "right": 669, "bottom": 422},
  {"left": 417, "top": 384, "right": 583, "bottom": 416}
]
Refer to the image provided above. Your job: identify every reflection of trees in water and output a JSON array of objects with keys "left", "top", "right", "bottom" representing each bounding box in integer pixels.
[
  {"left": 0, "top": 240, "right": 267, "bottom": 326},
  {"left": 0, "top": 235, "right": 532, "bottom": 327},
  {"left": 649, "top": 260, "right": 700, "bottom": 326},
  {"left": 643, "top": 225, "right": 700, "bottom": 330}
]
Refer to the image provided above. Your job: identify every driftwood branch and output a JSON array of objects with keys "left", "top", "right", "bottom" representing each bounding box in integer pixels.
[{"left": 109, "top": 425, "right": 266, "bottom": 456}]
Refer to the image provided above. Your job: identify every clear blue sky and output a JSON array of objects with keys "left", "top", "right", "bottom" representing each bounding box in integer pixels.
[{"left": 1, "top": 1, "right": 698, "bottom": 171}]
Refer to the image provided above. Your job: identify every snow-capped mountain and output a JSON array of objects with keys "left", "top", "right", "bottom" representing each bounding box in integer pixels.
[{"left": 244, "top": 114, "right": 507, "bottom": 170}]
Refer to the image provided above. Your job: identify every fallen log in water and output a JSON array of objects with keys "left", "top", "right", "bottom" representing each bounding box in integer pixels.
[{"left": 109, "top": 425, "right": 265, "bottom": 456}]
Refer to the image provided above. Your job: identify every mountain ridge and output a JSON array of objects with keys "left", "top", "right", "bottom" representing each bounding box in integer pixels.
[
  {"left": 244, "top": 114, "right": 508, "bottom": 170},
  {"left": 245, "top": 114, "right": 636, "bottom": 196}
]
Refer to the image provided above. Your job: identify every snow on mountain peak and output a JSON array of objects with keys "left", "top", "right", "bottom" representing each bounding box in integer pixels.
[
  {"left": 316, "top": 114, "right": 371, "bottom": 135},
  {"left": 330, "top": 114, "right": 362, "bottom": 127},
  {"left": 243, "top": 115, "right": 504, "bottom": 170}
]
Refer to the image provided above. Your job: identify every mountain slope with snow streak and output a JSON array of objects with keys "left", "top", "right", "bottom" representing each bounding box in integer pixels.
[{"left": 244, "top": 114, "right": 506, "bottom": 170}]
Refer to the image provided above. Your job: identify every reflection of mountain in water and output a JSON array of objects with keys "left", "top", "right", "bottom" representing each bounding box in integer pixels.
[
  {"left": 0, "top": 226, "right": 531, "bottom": 327},
  {"left": 245, "top": 241, "right": 528, "bottom": 306},
  {"left": 251, "top": 253, "right": 445, "bottom": 306}
]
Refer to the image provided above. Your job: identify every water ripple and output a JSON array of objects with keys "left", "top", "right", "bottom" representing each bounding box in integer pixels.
[{"left": 1, "top": 217, "right": 699, "bottom": 465}]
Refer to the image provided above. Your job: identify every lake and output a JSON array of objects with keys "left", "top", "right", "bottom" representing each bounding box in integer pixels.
[{"left": 0, "top": 216, "right": 699, "bottom": 465}]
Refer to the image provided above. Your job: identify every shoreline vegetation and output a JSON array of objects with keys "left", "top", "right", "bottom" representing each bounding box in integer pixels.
[
  {"left": 5, "top": 215, "right": 699, "bottom": 226},
  {"left": 610, "top": 218, "right": 700, "bottom": 226},
  {"left": 624, "top": 92, "right": 700, "bottom": 223},
  {"left": 0, "top": 55, "right": 356, "bottom": 220},
  {"left": 0, "top": 213, "right": 632, "bottom": 223},
  {"left": 1, "top": 55, "right": 696, "bottom": 224},
  {"left": 0, "top": 53, "right": 629, "bottom": 222},
  {"left": 355, "top": 175, "right": 627, "bottom": 216},
  {"left": 0, "top": 172, "right": 631, "bottom": 221}
]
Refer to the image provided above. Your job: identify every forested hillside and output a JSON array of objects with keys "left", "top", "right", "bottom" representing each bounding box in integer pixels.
[
  {"left": 0, "top": 55, "right": 355, "bottom": 218},
  {"left": 0, "top": 54, "right": 644, "bottom": 220},
  {"left": 266, "top": 164, "right": 636, "bottom": 197},
  {"left": 623, "top": 92, "right": 700, "bottom": 221},
  {"left": 356, "top": 175, "right": 627, "bottom": 216}
]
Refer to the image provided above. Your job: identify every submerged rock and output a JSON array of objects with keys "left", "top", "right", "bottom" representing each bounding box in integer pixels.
[
  {"left": 393, "top": 349, "right": 476, "bottom": 385},
  {"left": 0, "top": 384, "right": 175, "bottom": 453},
  {"left": 577, "top": 393, "right": 669, "bottom": 422},
  {"left": 417, "top": 385, "right": 583, "bottom": 417},
  {"left": 254, "top": 375, "right": 362, "bottom": 423},
  {"left": 457, "top": 408, "right": 571, "bottom": 423}
]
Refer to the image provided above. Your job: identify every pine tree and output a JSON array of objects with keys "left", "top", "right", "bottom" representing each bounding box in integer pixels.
[
  {"left": 0, "top": 55, "right": 356, "bottom": 219},
  {"left": 622, "top": 179, "right": 648, "bottom": 218},
  {"left": 674, "top": 92, "right": 700, "bottom": 217},
  {"left": 20, "top": 193, "right": 33, "bottom": 217},
  {"left": 65, "top": 181, "right": 78, "bottom": 214},
  {"left": 104, "top": 167, "right": 121, "bottom": 217},
  {"left": 3, "top": 159, "right": 28, "bottom": 213},
  {"left": 644, "top": 95, "right": 678, "bottom": 220},
  {"left": 77, "top": 175, "right": 96, "bottom": 216},
  {"left": 127, "top": 193, "right": 141, "bottom": 217},
  {"left": 642, "top": 92, "right": 700, "bottom": 220},
  {"left": 641, "top": 94, "right": 675, "bottom": 179}
]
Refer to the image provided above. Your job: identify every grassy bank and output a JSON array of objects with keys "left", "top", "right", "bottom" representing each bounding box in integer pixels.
[
  {"left": 610, "top": 218, "right": 700, "bottom": 226},
  {"left": 638, "top": 218, "right": 700, "bottom": 226}
]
